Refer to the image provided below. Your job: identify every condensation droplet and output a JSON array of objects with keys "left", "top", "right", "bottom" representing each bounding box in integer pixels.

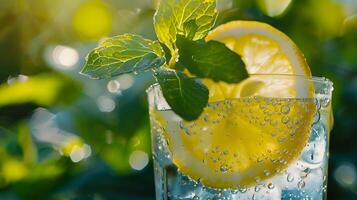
[
  {"left": 267, "top": 183, "right": 275, "bottom": 189},
  {"left": 298, "top": 180, "right": 306, "bottom": 188},
  {"left": 254, "top": 185, "right": 260, "bottom": 192},
  {"left": 239, "top": 187, "right": 247, "bottom": 193}
]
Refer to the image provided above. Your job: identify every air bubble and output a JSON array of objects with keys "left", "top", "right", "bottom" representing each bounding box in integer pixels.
[
  {"left": 255, "top": 177, "right": 262, "bottom": 183},
  {"left": 220, "top": 165, "right": 229, "bottom": 173},
  {"left": 281, "top": 105, "right": 290, "bottom": 114},
  {"left": 204, "top": 115, "right": 210, "bottom": 122},
  {"left": 193, "top": 195, "right": 199, "bottom": 200},
  {"left": 321, "top": 98, "right": 330, "bottom": 107},
  {"left": 281, "top": 116, "right": 290, "bottom": 124},
  {"left": 264, "top": 170, "right": 270, "bottom": 176}
]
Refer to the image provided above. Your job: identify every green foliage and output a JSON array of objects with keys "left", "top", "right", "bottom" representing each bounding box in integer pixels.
[
  {"left": 0, "top": 73, "right": 81, "bottom": 107},
  {"left": 81, "top": 0, "right": 249, "bottom": 121},
  {"left": 176, "top": 35, "right": 248, "bottom": 83},
  {"left": 153, "top": 0, "right": 217, "bottom": 52},
  {"left": 154, "top": 68, "right": 209, "bottom": 120},
  {"left": 81, "top": 34, "right": 166, "bottom": 79}
]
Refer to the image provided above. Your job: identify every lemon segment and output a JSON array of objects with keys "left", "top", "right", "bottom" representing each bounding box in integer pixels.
[
  {"left": 203, "top": 21, "right": 312, "bottom": 102},
  {"left": 206, "top": 21, "right": 311, "bottom": 76},
  {"left": 154, "top": 97, "right": 316, "bottom": 188}
]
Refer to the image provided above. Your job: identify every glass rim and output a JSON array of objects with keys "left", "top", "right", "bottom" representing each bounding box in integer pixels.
[
  {"left": 247, "top": 74, "right": 333, "bottom": 84},
  {"left": 146, "top": 74, "right": 333, "bottom": 94}
]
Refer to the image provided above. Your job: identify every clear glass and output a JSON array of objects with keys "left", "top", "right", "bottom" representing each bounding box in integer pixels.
[{"left": 147, "top": 75, "right": 333, "bottom": 200}]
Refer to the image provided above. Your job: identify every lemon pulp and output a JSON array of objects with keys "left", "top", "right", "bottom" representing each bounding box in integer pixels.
[{"left": 153, "top": 97, "right": 316, "bottom": 188}]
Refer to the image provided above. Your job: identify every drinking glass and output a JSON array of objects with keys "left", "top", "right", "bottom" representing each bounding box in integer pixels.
[{"left": 147, "top": 75, "right": 333, "bottom": 200}]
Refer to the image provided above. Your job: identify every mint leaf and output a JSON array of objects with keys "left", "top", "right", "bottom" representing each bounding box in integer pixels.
[
  {"left": 154, "top": 68, "right": 209, "bottom": 121},
  {"left": 176, "top": 35, "right": 248, "bottom": 83},
  {"left": 154, "top": 0, "right": 217, "bottom": 52},
  {"left": 81, "top": 34, "right": 166, "bottom": 79}
]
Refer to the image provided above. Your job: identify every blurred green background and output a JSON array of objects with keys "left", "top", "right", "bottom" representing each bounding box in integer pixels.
[{"left": 0, "top": 0, "right": 356, "bottom": 199}]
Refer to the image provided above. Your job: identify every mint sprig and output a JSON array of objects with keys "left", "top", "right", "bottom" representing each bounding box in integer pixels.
[
  {"left": 81, "top": 34, "right": 165, "bottom": 79},
  {"left": 154, "top": 69, "right": 208, "bottom": 121},
  {"left": 81, "top": 0, "right": 247, "bottom": 121},
  {"left": 176, "top": 35, "right": 248, "bottom": 83},
  {"left": 153, "top": 0, "right": 217, "bottom": 53}
]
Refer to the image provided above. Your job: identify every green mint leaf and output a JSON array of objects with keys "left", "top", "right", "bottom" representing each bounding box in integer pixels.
[
  {"left": 154, "top": 0, "right": 217, "bottom": 52},
  {"left": 176, "top": 35, "right": 248, "bottom": 83},
  {"left": 154, "top": 68, "right": 209, "bottom": 121},
  {"left": 81, "top": 34, "right": 166, "bottom": 79}
]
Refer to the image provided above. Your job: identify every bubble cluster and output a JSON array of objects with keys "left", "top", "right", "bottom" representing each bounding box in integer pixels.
[{"left": 150, "top": 95, "right": 329, "bottom": 199}]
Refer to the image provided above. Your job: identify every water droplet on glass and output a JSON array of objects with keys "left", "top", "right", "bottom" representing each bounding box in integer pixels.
[
  {"left": 254, "top": 185, "right": 260, "bottom": 192},
  {"left": 267, "top": 183, "right": 275, "bottom": 189},
  {"left": 239, "top": 187, "right": 247, "bottom": 193},
  {"left": 313, "top": 111, "right": 321, "bottom": 124},
  {"left": 215, "top": 191, "right": 222, "bottom": 197},
  {"left": 252, "top": 194, "right": 257, "bottom": 200},
  {"left": 298, "top": 180, "right": 306, "bottom": 188}
]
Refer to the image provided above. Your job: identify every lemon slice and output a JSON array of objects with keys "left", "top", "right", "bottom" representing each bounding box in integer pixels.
[
  {"left": 153, "top": 21, "right": 315, "bottom": 188},
  {"left": 204, "top": 20, "right": 311, "bottom": 101}
]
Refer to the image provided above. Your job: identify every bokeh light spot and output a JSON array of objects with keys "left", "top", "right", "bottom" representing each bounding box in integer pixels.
[
  {"left": 107, "top": 80, "right": 121, "bottom": 93},
  {"left": 69, "top": 144, "right": 92, "bottom": 163},
  {"left": 52, "top": 45, "right": 79, "bottom": 69},
  {"left": 116, "top": 74, "right": 134, "bottom": 90},
  {"left": 334, "top": 162, "right": 356, "bottom": 187},
  {"left": 97, "top": 95, "right": 116, "bottom": 112},
  {"left": 129, "top": 150, "right": 149, "bottom": 170},
  {"left": 2, "top": 160, "right": 28, "bottom": 182},
  {"left": 258, "top": 0, "right": 292, "bottom": 17},
  {"left": 72, "top": 0, "right": 113, "bottom": 39}
]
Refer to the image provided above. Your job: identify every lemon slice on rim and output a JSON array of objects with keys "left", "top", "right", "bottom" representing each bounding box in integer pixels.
[
  {"left": 204, "top": 20, "right": 312, "bottom": 101},
  {"left": 153, "top": 21, "right": 316, "bottom": 188}
]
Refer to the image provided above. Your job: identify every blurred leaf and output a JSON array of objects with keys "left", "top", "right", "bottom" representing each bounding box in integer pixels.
[
  {"left": 72, "top": 0, "right": 113, "bottom": 39},
  {"left": 257, "top": 0, "right": 292, "bottom": 17},
  {"left": 301, "top": 0, "right": 346, "bottom": 38},
  {"left": 1, "top": 159, "right": 28, "bottom": 183},
  {"left": 342, "top": 14, "right": 357, "bottom": 35},
  {"left": 176, "top": 35, "right": 248, "bottom": 83},
  {"left": 154, "top": 68, "right": 209, "bottom": 121},
  {"left": 153, "top": 0, "right": 217, "bottom": 52},
  {"left": 17, "top": 122, "right": 37, "bottom": 165},
  {"left": 0, "top": 73, "right": 81, "bottom": 107},
  {"left": 81, "top": 34, "right": 166, "bottom": 79}
]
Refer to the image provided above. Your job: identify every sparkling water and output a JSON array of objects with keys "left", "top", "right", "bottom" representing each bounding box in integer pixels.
[{"left": 148, "top": 81, "right": 332, "bottom": 200}]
